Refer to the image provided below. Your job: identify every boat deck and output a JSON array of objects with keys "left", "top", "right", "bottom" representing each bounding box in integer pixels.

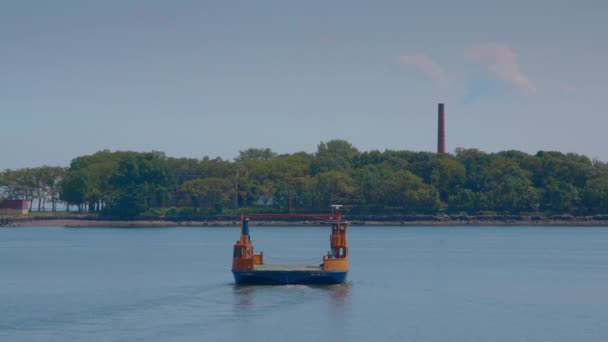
[{"left": 253, "top": 264, "right": 322, "bottom": 272}]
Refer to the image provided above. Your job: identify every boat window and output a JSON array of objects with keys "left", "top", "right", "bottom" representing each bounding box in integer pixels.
[
  {"left": 233, "top": 247, "right": 243, "bottom": 258},
  {"left": 339, "top": 247, "right": 344, "bottom": 257}
]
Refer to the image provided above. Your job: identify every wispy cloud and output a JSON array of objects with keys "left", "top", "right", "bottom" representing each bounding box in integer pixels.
[
  {"left": 465, "top": 42, "right": 537, "bottom": 96},
  {"left": 398, "top": 54, "right": 449, "bottom": 85}
]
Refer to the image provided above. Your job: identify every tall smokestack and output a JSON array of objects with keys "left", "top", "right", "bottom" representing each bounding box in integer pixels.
[{"left": 437, "top": 103, "right": 446, "bottom": 154}]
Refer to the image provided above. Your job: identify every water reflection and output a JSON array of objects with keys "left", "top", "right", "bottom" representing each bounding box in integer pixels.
[
  {"left": 232, "top": 285, "right": 256, "bottom": 308},
  {"left": 314, "top": 282, "right": 352, "bottom": 304},
  {"left": 232, "top": 282, "right": 352, "bottom": 310}
]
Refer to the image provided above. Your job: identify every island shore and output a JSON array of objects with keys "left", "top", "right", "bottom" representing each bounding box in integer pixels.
[{"left": 3, "top": 215, "right": 608, "bottom": 227}]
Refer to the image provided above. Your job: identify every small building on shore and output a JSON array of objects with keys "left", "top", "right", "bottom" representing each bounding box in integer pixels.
[{"left": 0, "top": 200, "right": 29, "bottom": 215}]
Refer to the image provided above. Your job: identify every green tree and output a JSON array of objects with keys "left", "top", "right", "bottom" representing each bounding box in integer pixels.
[
  {"left": 39, "top": 167, "right": 63, "bottom": 211},
  {"left": 235, "top": 148, "right": 277, "bottom": 162},
  {"left": 315, "top": 171, "right": 357, "bottom": 208},
  {"left": 258, "top": 179, "right": 275, "bottom": 205},
  {"left": 60, "top": 171, "right": 90, "bottom": 211},
  {"left": 540, "top": 178, "right": 580, "bottom": 213},
  {"left": 582, "top": 177, "right": 608, "bottom": 214},
  {"left": 385, "top": 170, "right": 440, "bottom": 213},
  {"left": 498, "top": 150, "right": 542, "bottom": 186},
  {"left": 486, "top": 158, "right": 540, "bottom": 213},
  {"left": 271, "top": 153, "right": 313, "bottom": 212},
  {"left": 34, "top": 166, "right": 66, "bottom": 211},
  {"left": 199, "top": 157, "right": 236, "bottom": 178},
  {"left": 180, "top": 178, "right": 233, "bottom": 212},
  {"left": 65, "top": 150, "right": 127, "bottom": 211},
  {"left": 431, "top": 157, "right": 466, "bottom": 203},
  {"left": 312, "top": 139, "right": 359, "bottom": 174},
  {"left": 105, "top": 152, "right": 171, "bottom": 216},
  {"left": 9, "top": 144, "right": 608, "bottom": 217},
  {"left": 449, "top": 189, "right": 477, "bottom": 213},
  {"left": 0, "top": 168, "right": 38, "bottom": 210},
  {"left": 353, "top": 164, "right": 392, "bottom": 211}
]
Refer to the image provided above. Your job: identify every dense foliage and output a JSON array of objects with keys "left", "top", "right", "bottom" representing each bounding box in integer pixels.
[{"left": 2, "top": 140, "right": 608, "bottom": 217}]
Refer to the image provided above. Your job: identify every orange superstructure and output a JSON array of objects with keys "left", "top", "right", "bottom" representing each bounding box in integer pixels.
[
  {"left": 231, "top": 217, "right": 264, "bottom": 271},
  {"left": 232, "top": 205, "right": 349, "bottom": 285}
]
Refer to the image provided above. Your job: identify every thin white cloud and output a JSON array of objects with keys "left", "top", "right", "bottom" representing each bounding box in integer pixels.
[
  {"left": 465, "top": 42, "right": 537, "bottom": 96},
  {"left": 398, "top": 54, "right": 449, "bottom": 85}
]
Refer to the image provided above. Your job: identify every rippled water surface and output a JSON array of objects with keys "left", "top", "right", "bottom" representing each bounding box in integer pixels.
[{"left": 1, "top": 226, "right": 608, "bottom": 341}]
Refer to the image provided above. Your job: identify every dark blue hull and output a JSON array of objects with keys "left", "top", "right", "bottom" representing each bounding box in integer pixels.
[{"left": 233, "top": 270, "right": 348, "bottom": 285}]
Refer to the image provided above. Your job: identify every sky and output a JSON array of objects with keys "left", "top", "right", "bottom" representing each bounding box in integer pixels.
[{"left": 1, "top": 0, "right": 607, "bottom": 169}]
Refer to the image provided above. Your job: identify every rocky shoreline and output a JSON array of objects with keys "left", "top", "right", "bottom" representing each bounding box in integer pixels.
[{"left": 2, "top": 214, "right": 608, "bottom": 227}]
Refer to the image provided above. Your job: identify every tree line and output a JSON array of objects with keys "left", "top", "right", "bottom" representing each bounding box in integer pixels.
[
  {"left": 1, "top": 140, "right": 608, "bottom": 216},
  {"left": 0, "top": 166, "right": 65, "bottom": 212}
]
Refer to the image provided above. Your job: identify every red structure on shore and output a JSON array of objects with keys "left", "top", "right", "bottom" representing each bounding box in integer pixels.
[{"left": 0, "top": 200, "right": 29, "bottom": 215}]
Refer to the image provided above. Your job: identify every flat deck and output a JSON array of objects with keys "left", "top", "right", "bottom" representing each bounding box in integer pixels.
[{"left": 253, "top": 264, "right": 322, "bottom": 272}]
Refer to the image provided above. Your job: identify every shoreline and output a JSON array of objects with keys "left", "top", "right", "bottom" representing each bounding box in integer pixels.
[{"left": 3, "top": 216, "right": 608, "bottom": 227}]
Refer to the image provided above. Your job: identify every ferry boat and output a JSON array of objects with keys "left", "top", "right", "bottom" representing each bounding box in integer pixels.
[{"left": 232, "top": 205, "right": 349, "bottom": 285}]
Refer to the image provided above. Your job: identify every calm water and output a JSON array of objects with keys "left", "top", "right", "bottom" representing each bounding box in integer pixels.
[{"left": 1, "top": 226, "right": 607, "bottom": 342}]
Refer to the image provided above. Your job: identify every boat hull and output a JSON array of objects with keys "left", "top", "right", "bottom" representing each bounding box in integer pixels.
[{"left": 233, "top": 270, "right": 347, "bottom": 285}]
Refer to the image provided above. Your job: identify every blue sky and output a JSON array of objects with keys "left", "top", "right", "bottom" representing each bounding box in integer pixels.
[{"left": 1, "top": 0, "right": 607, "bottom": 169}]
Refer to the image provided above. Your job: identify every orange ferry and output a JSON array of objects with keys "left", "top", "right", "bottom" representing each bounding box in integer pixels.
[{"left": 232, "top": 205, "right": 349, "bottom": 285}]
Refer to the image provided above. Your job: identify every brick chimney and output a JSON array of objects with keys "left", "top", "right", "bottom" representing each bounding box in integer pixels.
[{"left": 437, "top": 103, "right": 446, "bottom": 154}]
